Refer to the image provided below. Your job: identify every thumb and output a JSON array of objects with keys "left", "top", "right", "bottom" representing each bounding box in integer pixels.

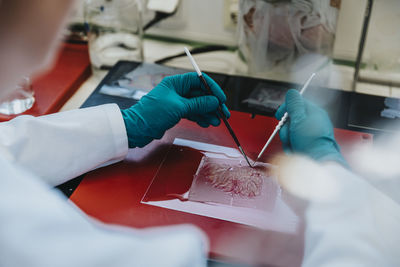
[
  {"left": 285, "top": 89, "right": 306, "bottom": 124},
  {"left": 275, "top": 103, "right": 287, "bottom": 120},
  {"left": 185, "top": 95, "right": 219, "bottom": 116}
]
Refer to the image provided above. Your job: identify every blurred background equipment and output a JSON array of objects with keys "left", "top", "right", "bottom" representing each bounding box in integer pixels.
[
  {"left": 144, "top": 0, "right": 180, "bottom": 31},
  {"left": 381, "top": 98, "right": 400, "bottom": 119},
  {"left": 60, "top": 0, "right": 400, "bottom": 134},
  {"left": 353, "top": 0, "right": 400, "bottom": 89},
  {"left": 237, "top": 0, "right": 340, "bottom": 79},
  {"left": 84, "top": 0, "right": 145, "bottom": 72}
]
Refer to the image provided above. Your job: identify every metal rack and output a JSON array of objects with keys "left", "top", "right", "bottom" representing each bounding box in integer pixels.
[
  {"left": 352, "top": 0, "right": 374, "bottom": 90},
  {"left": 352, "top": 0, "right": 400, "bottom": 89}
]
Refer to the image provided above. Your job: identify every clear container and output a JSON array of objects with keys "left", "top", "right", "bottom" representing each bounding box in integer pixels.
[
  {"left": 0, "top": 77, "right": 35, "bottom": 115},
  {"left": 84, "top": 0, "right": 144, "bottom": 73},
  {"left": 237, "top": 0, "right": 340, "bottom": 79}
]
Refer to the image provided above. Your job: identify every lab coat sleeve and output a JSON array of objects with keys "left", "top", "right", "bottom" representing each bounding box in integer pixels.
[
  {"left": 0, "top": 156, "right": 208, "bottom": 267},
  {"left": 0, "top": 104, "right": 129, "bottom": 186},
  {"left": 300, "top": 162, "right": 400, "bottom": 267}
]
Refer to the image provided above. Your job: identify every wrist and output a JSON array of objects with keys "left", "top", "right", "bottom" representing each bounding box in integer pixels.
[
  {"left": 310, "top": 141, "right": 349, "bottom": 168},
  {"left": 120, "top": 107, "right": 152, "bottom": 148}
]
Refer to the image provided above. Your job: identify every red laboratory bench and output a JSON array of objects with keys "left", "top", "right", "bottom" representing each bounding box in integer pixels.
[{"left": 70, "top": 111, "right": 372, "bottom": 266}]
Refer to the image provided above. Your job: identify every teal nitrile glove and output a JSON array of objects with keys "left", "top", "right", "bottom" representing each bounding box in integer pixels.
[
  {"left": 121, "top": 72, "right": 230, "bottom": 148},
  {"left": 275, "top": 89, "right": 347, "bottom": 166}
]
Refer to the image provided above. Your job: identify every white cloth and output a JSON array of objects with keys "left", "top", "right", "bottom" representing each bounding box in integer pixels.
[{"left": 0, "top": 104, "right": 207, "bottom": 267}]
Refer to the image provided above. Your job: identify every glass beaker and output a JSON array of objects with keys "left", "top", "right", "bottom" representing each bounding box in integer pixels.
[
  {"left": 0, "top": 77, "right": 35, "bottom": 115},
  {"left": 84, "top": 0, "right": 144, "bottom": 73}
]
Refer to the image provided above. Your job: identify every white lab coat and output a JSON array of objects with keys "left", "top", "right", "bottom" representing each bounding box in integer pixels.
[
  {"left": 0, "top": 104, "right": 207, "bottom": 267},
  {"left": 284, "top": 156, "right": 400, "bottom": 266},
  {"left": 0, "top": 103, "right": 399, "bottom": 267}
]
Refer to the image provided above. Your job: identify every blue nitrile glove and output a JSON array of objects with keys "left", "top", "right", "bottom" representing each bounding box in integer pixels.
[
  {"left": 275, "top": 89, "right": 347, "bottom": 166},
  {"left": 121, "top": 72, "right": 230, "bottom": 148}
]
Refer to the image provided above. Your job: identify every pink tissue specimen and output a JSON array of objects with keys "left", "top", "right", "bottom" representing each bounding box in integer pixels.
[
  {"left": 189, "top": 156, "right": 277, "bottom": 210},
  {"left": 197, "top": 157, "right": 265, "bottom": 198}
]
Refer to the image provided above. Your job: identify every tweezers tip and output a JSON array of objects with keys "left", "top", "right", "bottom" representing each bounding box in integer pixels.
[
  {"left": 245, "top": 158, "right": 253, "bottom": 168},
  {"left": 238, "top": 146, "right": 253, "bottom": 168}
]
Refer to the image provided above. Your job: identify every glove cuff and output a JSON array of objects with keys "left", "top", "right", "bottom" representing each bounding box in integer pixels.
[
  {"left": 120, "top": 107, "right": 153, "bottom": 148},
  {"left": 310, "top": 140, "right": 349, "bottom": 168}
]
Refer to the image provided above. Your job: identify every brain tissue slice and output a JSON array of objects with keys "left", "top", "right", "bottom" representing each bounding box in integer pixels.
[
  {"left": 198, "top": 158, "right": 264, "bottom": 197},
  {"left": 189, "top": 156, "right": 277, "bottom": 210}
]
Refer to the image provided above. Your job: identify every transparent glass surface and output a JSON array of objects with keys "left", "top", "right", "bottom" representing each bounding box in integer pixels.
[
  {"left": 142, "top": 138, "right": 298, "bottom": 233},
  {"left": 0, "top": 77, "right": 35, "bottom": 115}
]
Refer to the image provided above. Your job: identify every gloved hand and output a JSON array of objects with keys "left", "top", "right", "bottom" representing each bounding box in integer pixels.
[
  {"left": 275, "top": 89, "right": 347, "bottom": 166},
  {"left": 121, "top": 72, "right": 230, "bottom": 148}
]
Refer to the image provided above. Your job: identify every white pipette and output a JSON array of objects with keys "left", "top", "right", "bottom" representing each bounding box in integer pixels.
[{"left": 253, "top": 73, "right": 316, "bottom": 166}]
